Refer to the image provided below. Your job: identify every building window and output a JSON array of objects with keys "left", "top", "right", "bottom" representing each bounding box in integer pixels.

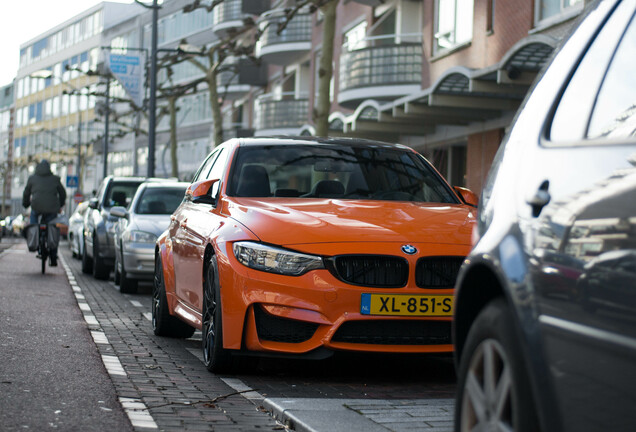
[
  {"left": 537, "top": 0, "right": 583, "bottom": 23},
  {"left": 434, "top": 0, "right": 474, "bottom": 53}
]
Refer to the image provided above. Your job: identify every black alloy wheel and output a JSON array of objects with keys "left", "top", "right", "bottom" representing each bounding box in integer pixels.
[
  {"left": 152, "top": 255, "right": 195, "bottom": 338},
  {"left": 202, "top": 256, "right": 233, "bottom": 373},
  {"left": 455, "top": 299, "right": 541, "bottom": 432}
]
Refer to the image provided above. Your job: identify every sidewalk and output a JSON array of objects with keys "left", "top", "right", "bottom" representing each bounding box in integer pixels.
[{"left": 0, "top": 241, "right": 132, "bottom": 431}]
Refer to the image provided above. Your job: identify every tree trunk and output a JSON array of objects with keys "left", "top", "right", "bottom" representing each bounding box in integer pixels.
[
  {"left": 207, "top": 57, "right": 224, "bottom": 147},
  {"left": 314, "top": 0, "right": 338, "bottom": 137},
  {"left": 168, "top": 96, "right": 179, "bottom": 178}
]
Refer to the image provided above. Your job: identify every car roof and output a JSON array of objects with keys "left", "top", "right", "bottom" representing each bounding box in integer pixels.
[
  {"left": 139, "top": 181, "right": 189, "bottom": 189},
  {"left": 233, "top": 136, "right": 413, "bottom": 151}
]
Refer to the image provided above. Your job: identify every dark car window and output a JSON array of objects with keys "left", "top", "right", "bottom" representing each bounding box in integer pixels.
[
  {"left": 227, "top": 144, "right": 458, "bottom": 203},
  {"left": 587, "top": 13, "right": 636, "bottom": 139},
  {"left": 135, "top": 187, "right": 187, "bottom": 215},
  {"left": 549, "top": 3, "right": 634, "bottom": 143},
  {"left": 104, "top": 182, "right": 142, "bottom": 208}
]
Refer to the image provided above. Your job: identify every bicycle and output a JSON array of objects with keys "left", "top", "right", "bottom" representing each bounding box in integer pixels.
[{"left": 37, "top": 219, "right": 49, "bottom": 274}]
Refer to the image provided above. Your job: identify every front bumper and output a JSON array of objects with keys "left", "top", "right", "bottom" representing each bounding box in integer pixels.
[
  {"left": 219, "top": 241, "right": 469, "bottom": 355},
  {"left": 122, "top": 243, "right": 155, "bottom": 280}
]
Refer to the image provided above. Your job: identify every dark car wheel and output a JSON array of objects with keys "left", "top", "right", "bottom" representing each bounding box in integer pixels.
[
  {"left": 455, "top": 299, "right": 540, "bottom": 432},
  {"left": 202, "top": 256, "right": 233, "bottom": 373},
  {"left": 81, "top": 237, "right": 93, "bottom": 274},
  {"left": 152, "top": 255, "right": 195, "bottom": 338},
  {"left": 114, "top": 252, "right": 121, "bottom": 285},
  {"left": 119, "top": 262, "right": 138, "bottom": 294},
  {"left": 92, "top": 233, "right": 110, "bottom": 280}
]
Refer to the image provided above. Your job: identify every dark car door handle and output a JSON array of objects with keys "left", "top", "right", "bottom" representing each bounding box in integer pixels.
[{"left": 527, "top": 180, "right": 551, "bottom": 217}]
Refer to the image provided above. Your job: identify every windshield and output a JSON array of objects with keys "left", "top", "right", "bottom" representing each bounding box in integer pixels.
[
  {"left": 228, "top": 144, "right": 458, "bottom": 203},
  {"left": 104, "top": 182, "right": 142, "bottom": 208},
  {"left": 135, "top": 187, "right": 186, "bottom": 215}
]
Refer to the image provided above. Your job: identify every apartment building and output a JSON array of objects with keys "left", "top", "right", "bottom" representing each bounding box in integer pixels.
[
  {"left": 0, "top": 84, "right": 15, "bottom": 216},
  {"left": 13, "top": 1, "right": 144, "bottom": 207}
]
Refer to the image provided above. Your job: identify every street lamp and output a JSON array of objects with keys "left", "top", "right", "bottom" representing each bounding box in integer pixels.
[{"left": 30, "top": 70, "right": 86, "bottom": 194}]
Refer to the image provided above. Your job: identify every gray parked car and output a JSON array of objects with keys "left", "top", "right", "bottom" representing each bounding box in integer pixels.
[
  {"left": 82, "top": 176, "right": 147, "bottom": 279},
  {"left": 111, "top": 181, "right": 188, "bottom": 293}
]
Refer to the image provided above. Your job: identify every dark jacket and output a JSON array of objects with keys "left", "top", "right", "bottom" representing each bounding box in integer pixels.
[{"left": 22, "top": 160, "right": 67, "bottom": 214}]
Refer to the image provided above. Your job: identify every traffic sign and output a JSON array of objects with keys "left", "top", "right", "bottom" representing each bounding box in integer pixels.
[
  {"left": 73, "top": 192, "right": 83, "bottom": 204},
  {"left": 66, "top": 175, "right": 79, "bottom": 188}
]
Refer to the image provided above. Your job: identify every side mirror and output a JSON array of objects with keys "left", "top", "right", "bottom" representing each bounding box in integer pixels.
[
  {"left": 110, "top": 206, "right": 128, "bottom": 219},
  {"left": 186, "top": 178, "right": 220, "bottom": 205},
  {"left": 454, "top": 186, "right": 479, "bottom": 207},
  {"left": 88, "top": 197, "right": 99, "bottom": 209}
]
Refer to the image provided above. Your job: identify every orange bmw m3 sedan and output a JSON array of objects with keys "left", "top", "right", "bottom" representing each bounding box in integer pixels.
[{"left": 153, "top": 136, "right": 477, "bottom": 372}]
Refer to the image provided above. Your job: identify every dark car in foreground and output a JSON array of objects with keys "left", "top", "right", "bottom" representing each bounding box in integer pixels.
[{"left": 453, "top": 1, "right": 636, "bottom": 431}]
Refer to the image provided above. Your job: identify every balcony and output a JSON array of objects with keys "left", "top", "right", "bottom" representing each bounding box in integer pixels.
[
  {"left": 254, "top": 93, "right": 309, "bottom": 135},
  {"left": 338, "top": 34, "right": 423, "bottom": 108},
  {"left": 212, "top": 0, "right": 251, "bottom": 36},
  {"left": 217, "top": 58, "right": 267, "bottom": 100},
  {"left": 255, "top": 10, "right": 312, "bottom": 66}
]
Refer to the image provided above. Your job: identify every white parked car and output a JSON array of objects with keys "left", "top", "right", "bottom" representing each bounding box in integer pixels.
[{"left": 69, "top": 201, "right": 89, "bottom": 259}]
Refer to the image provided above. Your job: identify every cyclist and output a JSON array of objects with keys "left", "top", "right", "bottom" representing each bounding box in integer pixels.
[{"left": 22, "top": 159, "right": 66, "bottom": 266}]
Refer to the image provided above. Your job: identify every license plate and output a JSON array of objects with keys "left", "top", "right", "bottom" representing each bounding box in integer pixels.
[{"left": 360, "top": 293, "right": 453, "bottom": 317}]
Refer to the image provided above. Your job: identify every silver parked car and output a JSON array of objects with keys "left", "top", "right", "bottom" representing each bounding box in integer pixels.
[
  {"left": 69, "top": 201, "right": 89, "bottom": 259},
  {"left": 111, "top": 181, "right": 188, "bottom": 293}
]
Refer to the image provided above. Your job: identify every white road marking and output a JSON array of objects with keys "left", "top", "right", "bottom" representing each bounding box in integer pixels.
[
  {"left": 102, "top": 355, "right": 126, "bottom": 376},
  {"left": 143, "top": 312, "right": 152, "bottom": 322},
  {"left": 130, "top": 300, "right": 143, "bottom": 308},
  {"left": 220, "top": 378, "right": 264, "bottom": 401},
  {"left": 119, "top": 398, "right": 158, "bottom": 429},
  {"left": 78, "top": 303, "right": 91, "bottom": 312},
  {"left": 75, "top": 293, "right": 85, "bottom": 300},
  {"left": 91, "top": 331, "right": 109, "bottom": 345},
  {"left": 84, "top": 315, "right": 99, "bottom": 326}
]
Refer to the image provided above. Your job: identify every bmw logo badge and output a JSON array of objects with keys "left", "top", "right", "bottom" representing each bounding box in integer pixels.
[{"left": 401, "top": 245, "right": 417, "bottom": 255}]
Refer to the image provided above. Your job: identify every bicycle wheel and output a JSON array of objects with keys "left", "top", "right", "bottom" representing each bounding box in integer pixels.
[{"left": 40, "top": 230, "right": 47, "bottom": 274}]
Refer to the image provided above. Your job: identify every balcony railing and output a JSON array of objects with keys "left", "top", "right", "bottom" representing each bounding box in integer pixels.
[
  {"left": 254, "top": 93, "right": 309, "bottom": 131},
  {"left": 338, "top": 34, "right": 423, "bottom": 107},
  {"left": 255, "top": 11, "right": 312, "bottom": 65},
  {"left": 213, "top": 0, "right": 250, "bottom": 34}
]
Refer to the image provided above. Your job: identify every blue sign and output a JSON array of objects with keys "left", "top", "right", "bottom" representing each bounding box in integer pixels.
[
  {"left": 107, "top": 53, "right": 144, "bottom": 107},
  {"left": 66, "top": 175, "right": 79, "bottom": 188}
]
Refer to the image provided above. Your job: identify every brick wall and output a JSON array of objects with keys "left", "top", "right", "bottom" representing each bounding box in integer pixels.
[{"left": 466, "top": 128, "right": 503, "bottom": 194}]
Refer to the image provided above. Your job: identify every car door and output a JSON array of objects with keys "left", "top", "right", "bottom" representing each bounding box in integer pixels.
[
  {"left": 173, "top": 145, "right": 229, "bottom": 312},
  {"left": 520, "top": 3, "right": 636, "bottom": 430}
]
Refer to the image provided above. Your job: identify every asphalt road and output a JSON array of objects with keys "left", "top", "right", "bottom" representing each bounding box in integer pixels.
[{"left": 0, "top": 237, "right": 132, "bottom": 432}]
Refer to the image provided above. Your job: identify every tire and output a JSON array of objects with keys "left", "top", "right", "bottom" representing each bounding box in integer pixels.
[
  {"left": 202, "top": 256, "right": 233, "bottom": 373},
  {"left": 455, "top": 299, "right": 541, "bottom": 432},
  {"left": 81, "top": 237, "right": 93, "bottom": 274},
  {"left": 152, "top": 255, "right": 195, "bottom": 338},
  {"left": 92, "top": 233, "right": 110, "bottom": 280},
  {"left": 119, "top": 262, "right": 138, "bottom": 294},
  {"left": 114, "top": 250, "right": 121, "bottom": 285}
]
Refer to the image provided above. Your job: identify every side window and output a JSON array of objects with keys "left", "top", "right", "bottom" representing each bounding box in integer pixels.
[
  {"left": 206, "top": 148, "right": 228, "bottom": 181},
  {"left": 549, "top": 4, "right": 634, "bottom": 142},
  {"left": 193, "top": 150, "right": 220, "bottom": 183},
  {"left": 587, "top": 13, "right": 636, "bottom": 139}
]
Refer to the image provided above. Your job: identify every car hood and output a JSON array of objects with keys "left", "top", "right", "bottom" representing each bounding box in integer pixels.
[
  {"left": 129, "top": 214, "right": 172, "bottom": 237},
  {"left": 227, "top": 198, "right": 475, "bottom": 246}
]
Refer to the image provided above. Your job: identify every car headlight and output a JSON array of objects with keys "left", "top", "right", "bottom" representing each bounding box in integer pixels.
[
  {"left": 123, "top": 230, "right": 157, "bottom": 244},
  {"left": 233, "top": 241, "right": 324, "bottom": 276}
]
